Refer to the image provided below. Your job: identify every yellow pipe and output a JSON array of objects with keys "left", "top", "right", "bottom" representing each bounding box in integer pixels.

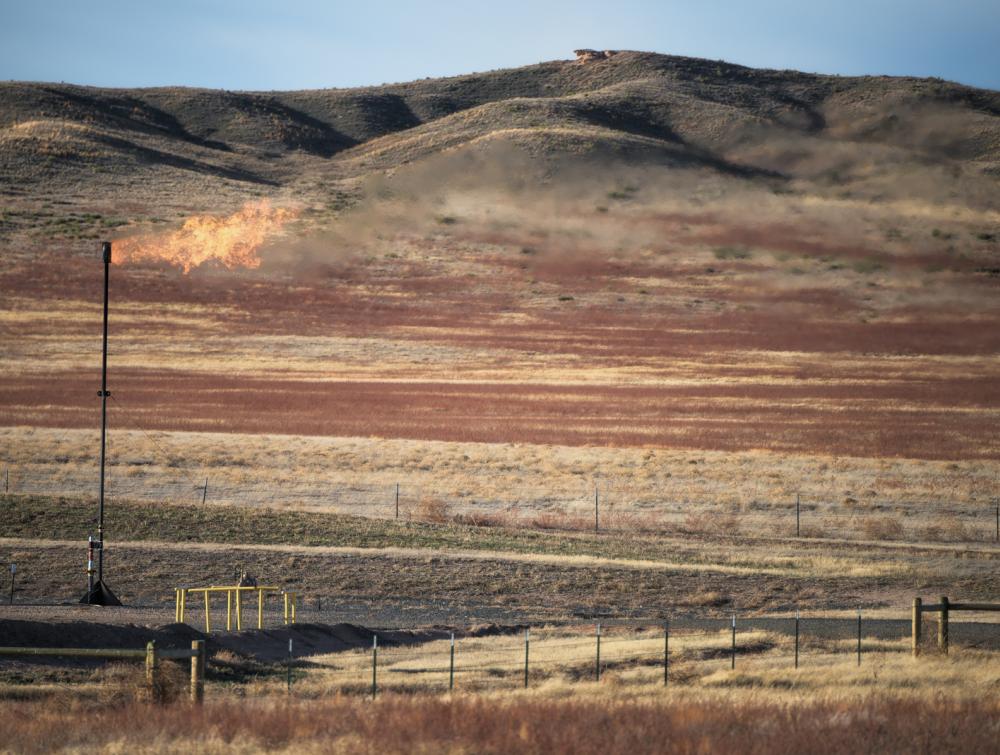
[
  {"left": 226, "top": 590, "right": 232, "bottom": 632},
  {"left": 203, "top": 591, "right": 211, "bottom": 633},
  {"left": 235, "top": 588, "right": 242, "bottom": 631},
  {"left": 258, "top": 588, "right": 264, "bottom": 630},
  {"left": 174, "top": 589, "right": 180, "bottom": 623},
  {"left": 283, "top": 592, "right": 289, "bottom": 625},
  {"left": 180, "top": 589, "right": 186, "bottom": 623},
  {"left": 291, "top": 593, "right": 297, "bottom": 625}
]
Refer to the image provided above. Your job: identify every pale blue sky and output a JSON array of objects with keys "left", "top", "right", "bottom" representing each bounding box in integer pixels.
[{"left": 2, "top": 1, "right": 998, "bottom": 91}]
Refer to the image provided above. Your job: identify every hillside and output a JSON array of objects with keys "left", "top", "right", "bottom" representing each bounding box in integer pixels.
[{"left": 2, "top": 50, "right": 999, "bottom": 206}]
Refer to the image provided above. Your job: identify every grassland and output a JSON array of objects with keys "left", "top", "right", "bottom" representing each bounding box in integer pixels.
[{"left": 1, "top": 51, "right": 999, "bottom": 751}]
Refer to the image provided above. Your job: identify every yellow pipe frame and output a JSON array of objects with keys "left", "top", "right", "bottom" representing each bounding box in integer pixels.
[{"left": 175, "top": 585, "right": 299, "bottom": 633}]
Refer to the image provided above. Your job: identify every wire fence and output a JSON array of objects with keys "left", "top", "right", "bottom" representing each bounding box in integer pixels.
[
  {"left": 2, "top": 413, "right": 998, "bottom": 545},
  {"left": 273, "top": 612, "right": 999, "bottom": 697},
  {"left": 3, "top": 458, "right": 997, "bottom": 545}
]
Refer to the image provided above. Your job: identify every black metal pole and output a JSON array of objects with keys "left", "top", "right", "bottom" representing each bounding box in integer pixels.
[
  {"left": 97, "top": 241, "right": 110, "bottom": 584},
  {"left": 796, "top": 493, "right": 800, "bottom": 537},
  {"left": 81, "top": 243, "right": 119, "bottom": 606},
  {"left": 396, "top": 483, "right": 399, "bottom": 520}
]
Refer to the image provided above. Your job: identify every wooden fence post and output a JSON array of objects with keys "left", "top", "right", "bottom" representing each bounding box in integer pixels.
[
  {"left": 145, "top": 641, "right": 157, "bottom": 702},
  {"left": 190, "top": 640, "right": 205, "bottom": 704},
  {"left": 912, "top": 598, "right": 922, "bottom": 657},
  {"left": 938, "top": 596, "right": 949, "bottom": 655}
]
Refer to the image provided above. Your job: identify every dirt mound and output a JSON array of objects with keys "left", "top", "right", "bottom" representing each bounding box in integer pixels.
[
  {"left": 0, "top": 619, "right": 205, "bottom": 651},
  {"left": 0, "top": 618, "right": 525, "bottom": 664}
]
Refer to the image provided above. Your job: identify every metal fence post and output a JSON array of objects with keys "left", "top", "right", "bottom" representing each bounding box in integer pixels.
[
  {"left": 731, "top": 614, "right": 736, "bottom": 670},
  {"left": 796, "top": 493, "right": 801, "bottom": 537},
  {"left": 595, "top": 623, "right": 601, "bottom": 682},
  {"left": 449, "top": 632, "right": 455, "bottom": 691},
  {"left": 794, "top": 610, "right": 800, "bottom": 669},
  {"left": 372, "top": 635, "right": 378, "bottom": 699},
  {"left": 594, "top": 485, "right": 601, "bottom": 532},
  {"left": 524, "top": 628, "right": 530, "bottom": 689},
  {"left": 664, "top": 621, "right": 669, "bottom": 687},
  {"left": 857, "top": 607, "right": 862, "bottom": 666},
  {"left": 912, "top": 597, "right": 922, "bottom": 657},
  {"left": 287, "top": 638, "right": 293, "bottom": 693}
]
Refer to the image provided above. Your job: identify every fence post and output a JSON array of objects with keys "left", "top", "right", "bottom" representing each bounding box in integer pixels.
[
  {"left": 396, "top": 483, "right": 400, "bottom": 520},
  {"left": 595, "top": 623, "right": 601, "bottom": 682},
  {"left": 3, "top": 467, "right": 8, "bottom": 493},
  {"left": 794, "top": 610, "right": 800, "bottom": 669},
  {"left": 856, "top": 607, "right": 862, "bottom": 666},
  {"left": 449, "top": 632, "right": 455, "bottom": 692},
  {"left": 995, "top": 501, "right": 998, "bottom": 542},
  {"left": 287, "top": 638, "right": 293, "bottom": 694},
  {"left": 203, "top": 591, "right": 211, "bottom": 633},
  {"left": 201, "top": 478, "right": 208, "bottom": 505},
  {"left": 524, "top": 628, "right": 530, "bottom": 689},
  {"left": 235, "top": 589, "right": 243, "bottom": 631},
  {"left": 191, "top": 640, "right": 205, "bottom": 704},
  {"left": 938, "top": 596, "right": 949, "bottom": 655},
  {"left": 175, "top": 589, "right": 180, "bottom": 623},
  {"left": 371, "top": 635, "right": 378, "bottom": 699},
  {"left": 258, "top": 588, "right": 265, "bottom": 630},
  {"left": 663, "top": 621, "right": 669, "bottom": 687},
  {"left": 595, "top": 486, "right": 599, "bottom": 532},
  {"left": 145, "top": 641, "right": 157, "bottom": 702},
  {"left": 283, "top": 592, "right": 290, "bottom": 625},
  {"left": 179, "top": 588, "right": 186, "bottom": 624},
  {"left": 226, "top": 590, "right": 233, "bottom": 632},
  {"left": 796, "top": 493, "right": 801, "bottom": 537},
  {"left": 731, "top": 614, "right": 736, "bottom": 670},
  {"left": 912, "top": 598, "right": 922, "bottom": 657}
]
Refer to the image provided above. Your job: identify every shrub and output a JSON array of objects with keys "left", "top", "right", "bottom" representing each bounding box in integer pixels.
[
  {"left": 415, "top": 497, "right": 450, "bottom": 523},
  {"left": 861, "top": 515, "right": 904, "bottom": 541}
]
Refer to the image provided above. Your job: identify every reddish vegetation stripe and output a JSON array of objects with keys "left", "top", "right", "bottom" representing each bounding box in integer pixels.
[{"left": 2, "top": 371, "right": 996, "bottom": 460}]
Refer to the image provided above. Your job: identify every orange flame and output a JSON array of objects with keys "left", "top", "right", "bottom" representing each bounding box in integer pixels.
[{"left": 113, "top": 200, "right": 296, "bottom": 273}]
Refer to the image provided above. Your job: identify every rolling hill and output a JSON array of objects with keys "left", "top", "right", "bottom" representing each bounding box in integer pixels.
[{"left": 2, "top": 49, "right": 999, "bottom": 202}]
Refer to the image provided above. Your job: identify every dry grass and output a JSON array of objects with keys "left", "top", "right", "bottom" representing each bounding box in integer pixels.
[
  {"left": 2, "top": 427, "right": 997, "bottom": 544},
  {"left": 1, "top": 694, "right": 996, "bottom": 754}
]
